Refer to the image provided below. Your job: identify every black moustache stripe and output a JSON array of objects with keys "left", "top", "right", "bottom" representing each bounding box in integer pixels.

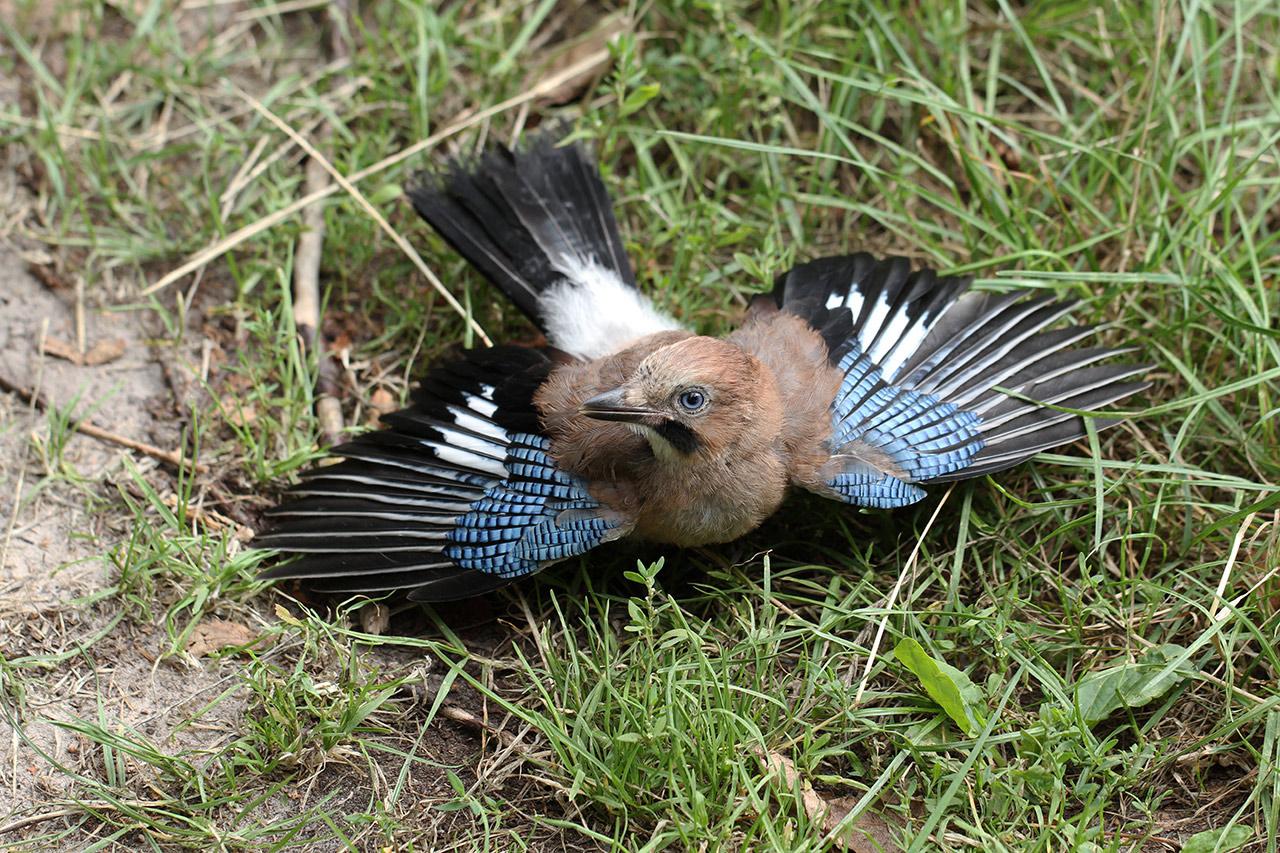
[{"left": 653, "top": 419, "right": 702, "bottom": 454}]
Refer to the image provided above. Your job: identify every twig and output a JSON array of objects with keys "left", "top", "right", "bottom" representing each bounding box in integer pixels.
[
  {"left": 437, "top": 704, "right": 571, "bottom": 795},
  {"left": 293, "top": 153, "right": 346, "bottom": 447},
  {"left": 141, "top": 47, "right": 614, "bottom": 297},
  {"left": 0, "top": 807, "right": 79, "bottom": 835},
  {"left": 0, "top": 799, "right": 175, "bottom": 835},
  {"left": 238, "top": 86, "right": 493, "bottom": 347},
  {"left": 439, "top": 704, "right": 540, "bottom": 765},
  {"left": 73, "top": 276, "right": 86, "bottom": 358},
  {"left": 281, "top": 1, "right": 354, "bottom": 447},
  {"left": 0, "top": 374, "right": 208, "bottom": 474}
]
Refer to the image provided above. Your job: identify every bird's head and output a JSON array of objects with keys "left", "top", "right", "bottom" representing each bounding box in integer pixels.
[{"left": 577, "top": 336, "right": 781, "bottom": 461}]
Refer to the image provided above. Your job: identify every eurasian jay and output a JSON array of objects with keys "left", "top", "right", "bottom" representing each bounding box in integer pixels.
[{"left": 257, "top": 130, "right": 1149, "bottom": 601}]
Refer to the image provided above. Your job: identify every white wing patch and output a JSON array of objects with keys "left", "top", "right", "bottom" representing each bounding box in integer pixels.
[
  {"left": 463, "top": 392, "right": 497, "bottom": 418},
  {"left": 877, "top": 315, "right": 932, "bottom": 381},
  {"left": 434, "top": 441, "right": 507, "bottom": 476},
  {"left": 867, "top": 308, "right": 911, "bottom": 362},
  {"left": 826, "top": 288, "right": 866, "bottom": 318},
  {"left": 445, "top": 406, "right": 509, "bottom": 444},
  {"left": 422, "top": 391, "right": 514, "bottom": 478},
  {"left": 859, "top": 292, "right": 892, "bottom": 351},
  {"left": 823, "top": 274, "right": 937, "bottom": 383},
  {"left": 537, "top": 255, "right": 683, "bottom": 360}
]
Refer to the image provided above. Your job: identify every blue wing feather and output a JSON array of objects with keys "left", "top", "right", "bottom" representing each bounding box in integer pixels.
[
  {"left": 826, "top": 344, "right": 985, "bottom": 508},
  {"left": 445, "top": 434, "right": 624, "bottom": 578}
]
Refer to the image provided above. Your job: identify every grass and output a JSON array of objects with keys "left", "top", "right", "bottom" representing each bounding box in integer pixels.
[{"left": 1, "top": 0, "right": 1278, "bottom": 849}]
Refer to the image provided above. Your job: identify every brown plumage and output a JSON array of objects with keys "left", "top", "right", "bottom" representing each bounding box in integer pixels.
[
  {"left": 257, "top": 130, "right": 1150, "bottom": 602},
  {"left": 537, "top": 330, "right": 806, "bottom": 545}
]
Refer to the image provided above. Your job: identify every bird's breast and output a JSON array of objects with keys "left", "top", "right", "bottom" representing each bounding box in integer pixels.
[{"left": 629, "top": 454, "right": 789, "bottom": 546}]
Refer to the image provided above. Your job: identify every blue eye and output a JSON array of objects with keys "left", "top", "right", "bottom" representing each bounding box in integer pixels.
[{"left": 678, "top": 389, "right": 707, "bottom": 412}]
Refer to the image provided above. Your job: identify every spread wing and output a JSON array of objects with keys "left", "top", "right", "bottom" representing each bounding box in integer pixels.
[
  {"left": 770, "top": 254, "right": 1150, "bottom": 507},
  {"left": 256, "top": 347, "right": 629, "bottom": 601}
]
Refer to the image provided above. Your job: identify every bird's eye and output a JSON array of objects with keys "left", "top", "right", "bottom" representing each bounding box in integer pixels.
[{"left": 677, "top": 389, "right": 707, "bottom": 412}]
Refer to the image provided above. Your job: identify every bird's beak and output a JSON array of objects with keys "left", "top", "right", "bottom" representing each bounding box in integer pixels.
[{"left": 578, "top": 388, "right": 661, "bottom": 423}]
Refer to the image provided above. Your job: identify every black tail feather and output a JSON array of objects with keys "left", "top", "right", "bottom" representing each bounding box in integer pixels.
[{"left": 405, "top": 129, "right": 637, "bottom": 329}]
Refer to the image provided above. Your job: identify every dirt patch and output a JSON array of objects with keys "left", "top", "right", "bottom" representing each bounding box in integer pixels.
[
  {"left": 0, "top": 245, "right": 217, "bottom": 820},
  {"left": 0, "top": 250, "right": 163, "bottom": 600}
]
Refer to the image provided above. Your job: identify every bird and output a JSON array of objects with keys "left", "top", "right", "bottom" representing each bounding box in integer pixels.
[{"left": 256, "top": 128, "right": 1149, "bottom": 602}]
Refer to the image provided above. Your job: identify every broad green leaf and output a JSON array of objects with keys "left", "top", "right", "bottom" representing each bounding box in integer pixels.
[
  {"left": 893, "top": 638, "right": 988, "bottom": 736},
  {"left": 1182, "top": 826, "right": 1252, "bottom": 853},
  {"left": 1076, "top": 644, "right": 1191, "bottom": 724}
]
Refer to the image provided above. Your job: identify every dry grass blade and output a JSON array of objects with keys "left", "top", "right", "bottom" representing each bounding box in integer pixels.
[
  {"left": 237, "top": 85, "right": 494, "bottom": 347},
  {"left": 1211, "top": 511, "right": 1256, "bottom": 621},
  {"left": 141, "top": 48, "right": 617, "bottom": 299},
  {"left": 853, "top": 485, "right": 954, "bottom": 705}
]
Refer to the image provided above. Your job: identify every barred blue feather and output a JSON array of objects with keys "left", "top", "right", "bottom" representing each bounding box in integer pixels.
[
  {"left": 825, "top": 344, "right": 984, "bottom": 507},
  {"left": 446, "top": 434, "right": 623, "bottom": 578},
  {"left": 828, "top": 468, "right": 926, "bottom": 509}
]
